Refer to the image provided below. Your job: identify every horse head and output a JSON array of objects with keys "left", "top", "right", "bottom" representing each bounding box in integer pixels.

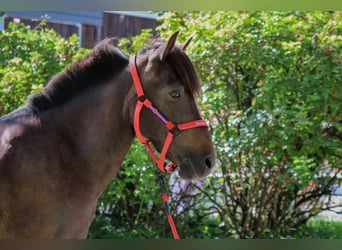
[{"left": 130, "top": 32, "right": 215, "bottom": 180}]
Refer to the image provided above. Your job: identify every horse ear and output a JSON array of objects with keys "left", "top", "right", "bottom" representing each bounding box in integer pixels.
[
  {"left": 180, "top": 36, "right": 193, "bottom": 51},
  {"left": 159, "top": 31, "right": 179, "bottom": 62}
]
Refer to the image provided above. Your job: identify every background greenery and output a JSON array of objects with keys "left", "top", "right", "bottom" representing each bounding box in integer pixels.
[
  {"left": 1, "top": 12, "right": 341, "bottom": 239},
  {"left": 0, "top": 21, "right": 88, "bottom": 114}
]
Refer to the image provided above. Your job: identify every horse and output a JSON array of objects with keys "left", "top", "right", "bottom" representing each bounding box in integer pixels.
[{"left": 0, "top": 31, "right": 215, "bottom": 238}]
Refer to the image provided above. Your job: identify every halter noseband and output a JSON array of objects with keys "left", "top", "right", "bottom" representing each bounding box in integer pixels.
[{"left": 129, "top": 55, "right": 208, "bottom": 173}]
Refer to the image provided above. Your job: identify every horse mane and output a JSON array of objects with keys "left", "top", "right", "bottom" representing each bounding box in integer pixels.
[
  {"left": 29, "top": 37, "right": 200, "bottom": 113},
  {"left": 29, "top": 38, "right": 129, "bottom": 112},
  {"left": 139, "top": 43, "right": 201, "bottom": 96}
]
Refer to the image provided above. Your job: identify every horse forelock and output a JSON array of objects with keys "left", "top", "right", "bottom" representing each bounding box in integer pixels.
[
  {"left": 138, "top": 44, "right": 201, "bottom": 96},
  {"left": 29, "top": 38, "right": 128, "bottom": 112},
  {"left": 167, "top": 46, "right": 201, "bottom": 96}
]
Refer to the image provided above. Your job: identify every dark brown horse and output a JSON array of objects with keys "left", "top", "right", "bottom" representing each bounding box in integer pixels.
[{"left": 0, "top": 32, "right": 215, "bottom": 238}]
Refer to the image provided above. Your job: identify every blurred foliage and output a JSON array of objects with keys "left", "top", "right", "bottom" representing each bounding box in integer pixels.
[
  {"left": 296, "top": 220, "right": 342, "bottom": 239},
  {"left": 154, "top": 11, "right": 342, "bottom": 238},
  {"left": 118, "top": 28, "right": 155, "bottom": 55},
  {"left": 0, "top": 21, "right": 88, "bottom": 115}
]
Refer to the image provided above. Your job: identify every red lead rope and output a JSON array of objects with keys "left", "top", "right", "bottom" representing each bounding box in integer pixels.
[
  {"left": 129, "top": 56, "right": 208, "bottom": 239},
  {"left": 156, "top": 171, "right": 180, "bottom": 239}
]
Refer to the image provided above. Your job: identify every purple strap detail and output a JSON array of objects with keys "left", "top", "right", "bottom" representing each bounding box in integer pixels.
[{"left": 149, "top": 104, "right": 168, "bottom": 124}]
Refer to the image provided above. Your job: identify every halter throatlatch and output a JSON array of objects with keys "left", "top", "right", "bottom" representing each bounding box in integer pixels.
[{"left": 129, "top": 55, "right": 208, "bottom": 173}]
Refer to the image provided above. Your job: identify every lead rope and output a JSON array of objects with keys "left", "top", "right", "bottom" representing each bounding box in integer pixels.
[
  {"left": 141, "top": 138, "right": 179, "bottom": 238},
  {"left": 143, "top": 140, "right": 180, "bottom": 239},
  {"left": 155, "top": 170, "right": 180, "bottom": 239}
]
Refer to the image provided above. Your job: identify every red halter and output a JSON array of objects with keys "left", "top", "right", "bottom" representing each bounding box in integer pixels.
[
  {"left": 129, "top": 55, "right": 208, "bottom": 173},
  {"left": 129, "top": 55, "right": 208, "bottom": 239}
]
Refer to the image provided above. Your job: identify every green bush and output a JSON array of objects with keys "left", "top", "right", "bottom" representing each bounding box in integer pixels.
[
  {"left": 0, "top": 21, "right": 88, "bottom": 115},
  {"left": 156, "top": 11, "right": 342, "bottom": 238},
  {"left": 296, "top": 220, "right": 342, "bottom": 239}
]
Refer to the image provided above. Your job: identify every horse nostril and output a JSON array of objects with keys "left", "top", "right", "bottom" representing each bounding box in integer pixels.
[{"left": 204, "top": 155, "right": 214, "bottom": 169}]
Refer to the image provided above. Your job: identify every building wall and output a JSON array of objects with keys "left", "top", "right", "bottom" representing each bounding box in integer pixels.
[
  {"left": 102, "top": 12, "right": 157, "bottom": 39},
  {"left": 4, "top": 11, "right": 157, "bottom": 48}
]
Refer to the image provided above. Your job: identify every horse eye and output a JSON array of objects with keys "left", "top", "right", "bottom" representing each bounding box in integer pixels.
[{"left": 170, "top": 90, "right": 181, "bottom": 99}]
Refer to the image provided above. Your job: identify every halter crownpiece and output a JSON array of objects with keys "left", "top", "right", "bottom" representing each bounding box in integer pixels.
[{"left": 129, "top": 55, "right": 208, "bottom": 173}]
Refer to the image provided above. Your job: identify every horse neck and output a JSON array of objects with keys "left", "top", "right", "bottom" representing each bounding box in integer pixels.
[{"left": 40, "top": 71, "right": 136, "bottom": 194}]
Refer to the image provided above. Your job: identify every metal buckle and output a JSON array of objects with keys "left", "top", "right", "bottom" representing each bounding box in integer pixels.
[
  {"left": 170, "top": 125, "right": 181, "bottom": 137},
  {"left": 137, "top": 95, "right": 147, "bottom": 102}
]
